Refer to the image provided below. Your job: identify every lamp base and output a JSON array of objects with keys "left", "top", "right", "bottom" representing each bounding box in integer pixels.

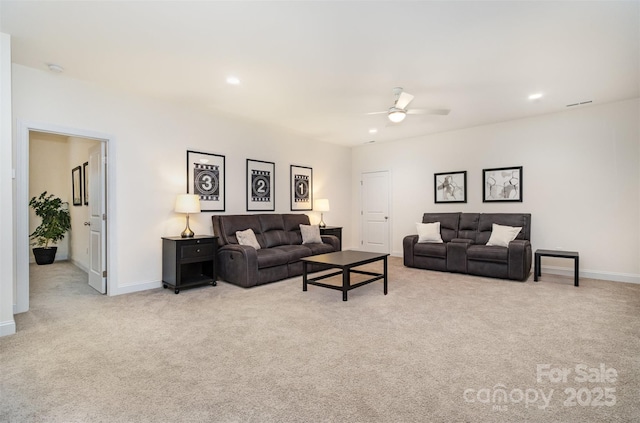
[
  {"left": 319, "top": 213, "right": 326, "bottom": 228},
  {"left": 181, "top": 214, "right": 195, "bottom": 238}
]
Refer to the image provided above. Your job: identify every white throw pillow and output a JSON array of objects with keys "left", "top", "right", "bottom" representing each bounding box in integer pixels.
[
  {"left": 416, "top": 222, "right": 444, "bottom": 243},
  {"left": 236, "top": 228, "right": 261, "bottom": 250},
  {"left": 300, "top": 224, "right": 322, "bottom": 244},
  {"left": 486, "top": 223, "right": 522, "bottom": 247}
]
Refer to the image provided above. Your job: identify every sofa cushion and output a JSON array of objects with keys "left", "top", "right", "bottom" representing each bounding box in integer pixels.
[
  {"left": 303, "top": 242, "right": 334, "bottom": 255},
  {"left": 486, "top": 223, "right": 522, "bottom": 247},
  {"left": 259, "top": 215, "right": 289, "bottom": 247},
  {"left": 300, "top": 224, "right": 322, "bottom": 244},
  {"left": 414, "top": 242, "right": 447, "bottom": 258},
  {"left": 283, "top": 214, "right": 311, "bottom": 245},
  {"left": 236, "top": 228, "right": 261, "bottom": 250},
  {"left": 256, "top": 248, "right": 290, "bottom": 268},
  {"left": 271, "top": 245, "right": 312, "bottom": 263},
  {"left": 422, "top": 213, "right": 459, "bottom": 242},
  {"left": 416, "top": 222, "right": 443, "bottom": 243},
  {"left": 218, "top": 215, "right": 262, "bottom": 245},
  {"left": 467, "top": 245, "right": 508, "bottom": 263},
  {"left": 477, "top": 213, "right": 530, "bottom": 245},
  {"left": 458, "top": 213, "right": 479, "bottom": 242}
]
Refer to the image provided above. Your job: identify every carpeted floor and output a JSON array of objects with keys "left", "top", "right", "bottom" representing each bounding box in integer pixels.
[{"left": 1, "top": 258, "right": 639, "bottom": 423}]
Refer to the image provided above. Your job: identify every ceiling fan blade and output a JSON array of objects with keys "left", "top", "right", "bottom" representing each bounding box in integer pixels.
[
  {"left": 407, "top": 108, "right": 451, "bottom": 116},
  {"left": 366, "top": 111, "right": 387, "bottom": 115},
  {"left": 395, "top": 91, "right": 414, "bottom": 110}
]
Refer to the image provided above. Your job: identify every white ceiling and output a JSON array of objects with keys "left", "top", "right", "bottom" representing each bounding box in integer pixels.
[{"left": 1, "top": 1, "right": 639, "bottom": 147}]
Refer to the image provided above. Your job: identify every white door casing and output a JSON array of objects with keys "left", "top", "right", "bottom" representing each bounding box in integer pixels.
[
  {"left": 361, "top": 171, "right": 390, "bottom": 254},
  {"left": 88, "top": 144, "right": 106, "bottom": 294}
]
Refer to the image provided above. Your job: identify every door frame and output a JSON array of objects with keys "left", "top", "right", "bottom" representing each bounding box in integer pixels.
[
  {"left": 15, "top": 120, "right": 117, "bottom": 313},
  {"left": 360, "top": 170, "right": 391, "bottom": 254}
]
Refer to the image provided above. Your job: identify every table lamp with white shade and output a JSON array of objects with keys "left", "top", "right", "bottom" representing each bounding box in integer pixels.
[
  {"left": 314, "top": 198, "right": 330, "bottom": 228},
  {"left": 175, "top": 194, "right": 201, "bottom": 238}
]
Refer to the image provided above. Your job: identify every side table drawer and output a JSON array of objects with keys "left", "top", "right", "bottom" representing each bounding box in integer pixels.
[{"left": 181, "top": 243, "right": 214, "bottom": 259}]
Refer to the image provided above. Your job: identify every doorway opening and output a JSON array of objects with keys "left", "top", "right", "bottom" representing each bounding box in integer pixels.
[{"left": 16, "top": 121, "right": 114, "bottom": 314}]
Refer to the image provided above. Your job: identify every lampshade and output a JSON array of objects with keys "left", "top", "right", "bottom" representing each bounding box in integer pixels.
[
  {"left": 388, "top": 110, "right": 406, "bottom": 123},
  {"left": 314, "top": 198, "right": 330, "bottom": 212},
  {"left": 175, "top": 194, "right": 201, "bottom": 214}
]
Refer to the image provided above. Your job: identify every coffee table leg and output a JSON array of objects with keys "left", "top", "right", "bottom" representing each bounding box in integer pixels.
[
  {"left": 383, "top": 256, "right": 388, "bottom": 295},
  {"left": 342, "top": 267, "right": 349, "bottom": 301},
  {"left": 574, "top": 256, "right": 579, "bottom": 287},
  {"left": 303, "top": 262, "right": 308, "bottom": 292},
  {"left": 534, "top": 253, "right": 540, "bottom": 282}
]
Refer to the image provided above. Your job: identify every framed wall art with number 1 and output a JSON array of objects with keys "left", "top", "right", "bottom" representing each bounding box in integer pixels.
[
  {"left": 290, "top": 165, "right": 312, "bottom": 211},
  {"left": 187, "top": 150, "right": 225, "bottom": 212},
  {"left": 246, "top": 159, "right": 275, "bottom": 211}
]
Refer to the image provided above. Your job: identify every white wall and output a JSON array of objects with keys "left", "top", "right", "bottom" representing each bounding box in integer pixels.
[
  {"left": 0, "top": 33, "right": 16, "bottom": 336},
  {"left": 352, "top": 99, "right": 640, "bottom": 282},
  {"left": 67, "top": 136, "right": 98, "bottom": 271},
  {"left": 12, "top": 64, "right": 352, "bottom": 299}
]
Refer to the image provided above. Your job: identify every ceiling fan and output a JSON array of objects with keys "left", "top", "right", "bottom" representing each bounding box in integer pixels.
[{"left": 368, "top": 87, "right": 450, "bottom": 123}]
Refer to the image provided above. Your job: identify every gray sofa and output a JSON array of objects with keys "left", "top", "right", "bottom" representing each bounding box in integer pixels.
[
  {"left": 403, "top": 212, "right": 532, "bottom": 281},
  {"left": 212, "top": 213, "right": 340, "bottom": 288}
]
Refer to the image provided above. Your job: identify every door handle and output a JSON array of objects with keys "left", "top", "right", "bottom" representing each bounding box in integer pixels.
[
  {"left": 84, "top": 222, "right": 90, "bottom": 226},
  {"left": 384, "top": 216, "right": 388, "bottom": 220}
]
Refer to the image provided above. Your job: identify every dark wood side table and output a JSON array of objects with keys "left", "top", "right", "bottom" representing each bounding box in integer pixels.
[
  {"left": 534, "top": 249, "right": 579, "bottom": 287},
  {"left": 320, "top": 226, "right": 342, "bottom": 250},
  {"left": 162, "top": 235, "right": 218, "bottom": 294}
]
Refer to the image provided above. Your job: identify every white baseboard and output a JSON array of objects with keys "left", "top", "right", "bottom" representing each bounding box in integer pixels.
[
  {"left": 0, "top": 319, "right": 16, "bottom": 337},
  {"left": 541, "top": 265, "right": 640, "bottom": 284},
  {"left": 109, "top": 280, "right": 163, "bottom": 296},
  {"left": 392, "top": 250, "right": 640, "bottom": 284},
  {"left": 70, "top": 258, "right": 89, "bottom": 274}
]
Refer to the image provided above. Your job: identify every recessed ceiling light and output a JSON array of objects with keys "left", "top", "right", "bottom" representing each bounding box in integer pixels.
[
  {"left": 369, "top": 128, "right": 378, "bottom": 134},
  {"left": 46, "top": 63, "right": 64, "bottom": 73},
  {"left": 528, "top": 93, "right": 543, "bottom": 100},
  {"left": 226, "top": 76, "right": 240, "bottom": 85}
]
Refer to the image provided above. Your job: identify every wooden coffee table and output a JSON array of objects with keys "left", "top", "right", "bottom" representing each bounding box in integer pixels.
[{"left": 301, "top": 250, "right": 389, "bottom": 301}]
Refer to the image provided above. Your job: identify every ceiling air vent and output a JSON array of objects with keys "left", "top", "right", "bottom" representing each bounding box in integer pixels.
[{"left": 566, "top": 100, "right": 593, "bottom": 108}]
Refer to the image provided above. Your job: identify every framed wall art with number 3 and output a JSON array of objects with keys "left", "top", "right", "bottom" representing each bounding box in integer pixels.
[{"left": 187, "top": 150, "right": 225, "bottom": 212}]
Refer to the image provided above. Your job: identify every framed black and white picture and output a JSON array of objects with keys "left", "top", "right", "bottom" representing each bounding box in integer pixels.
[
  {"left": 82, "top": 161, "right": 89, "bottom": 205},
  {"left": 187, "top": 150, "right": 225, "bottom": 212},
  {"left": 290, "top": 165, "right": 312, "bottom": 211},
  {"left": 483, "top": 166, "right": 523, "bottom": 202},
  {"left": 246, "top": 159, "right": 275, "bottom": 211},
  {"left": 434, "top": 171, "right": 467, "bottom": 203},
  {"left": 72, "top": 166, "right": 82, "bottom": 206}
]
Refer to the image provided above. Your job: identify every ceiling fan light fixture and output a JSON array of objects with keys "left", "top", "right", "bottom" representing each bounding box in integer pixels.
[{"left": 388, "top": 109, "right": 406, "bottom": 123}]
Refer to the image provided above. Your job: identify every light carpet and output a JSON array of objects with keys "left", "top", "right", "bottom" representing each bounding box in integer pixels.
[{"left": 1, "top": 258, "right": 639, "bottom": 422}]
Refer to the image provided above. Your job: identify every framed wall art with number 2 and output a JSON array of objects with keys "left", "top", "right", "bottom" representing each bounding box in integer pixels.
[
  {"left": 246, "top": 159, "right": 275, "bottom": 211},
  {"left": 187, "top": 150, "right": 225, "bottom": 212}
]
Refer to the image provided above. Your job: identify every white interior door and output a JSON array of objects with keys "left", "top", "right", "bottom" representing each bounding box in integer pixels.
[
  {"left": 88, "top": 143, "right": 106, "bottom": 294},
  {"left": 361, "top": 171, "right": 390, "bottom": 254}
]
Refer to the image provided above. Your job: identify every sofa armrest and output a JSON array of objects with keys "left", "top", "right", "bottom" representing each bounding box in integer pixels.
[
  {"left": 508, "top": 239, "right": 532, "bottom": 281},
  {"left": 321, "top": 235, "right": 340, "bottom": 251},
  {"left": 403, "top": 235, "right": 419, "bottom": 267},
  {"left": 216, "top": 244, "right": 259, "bottom": 288},
  {"left": 447, "top": 240, "right": 470, "bottom": 273}
]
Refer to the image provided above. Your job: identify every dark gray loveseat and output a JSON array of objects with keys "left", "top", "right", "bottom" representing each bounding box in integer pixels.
[
  {"left": 212, "top": 213, "right": 340, "bottom": 288},
  {"left": 403, "top": 213, "right": 532, "bottom": 281}
]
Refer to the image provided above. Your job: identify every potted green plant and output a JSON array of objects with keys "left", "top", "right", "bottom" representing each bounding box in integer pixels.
[{"left": 29, "top": 191, "right": 71, "bottom": 265}]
